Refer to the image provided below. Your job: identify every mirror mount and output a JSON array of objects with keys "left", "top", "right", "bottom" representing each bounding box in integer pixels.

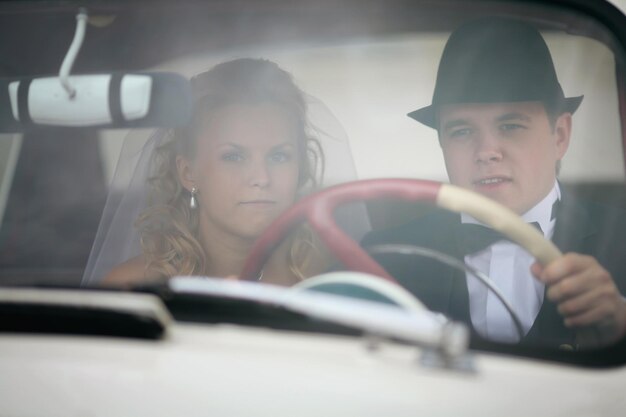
[{"left": 59, "top": 8, "right": 88, "bottom": 99}]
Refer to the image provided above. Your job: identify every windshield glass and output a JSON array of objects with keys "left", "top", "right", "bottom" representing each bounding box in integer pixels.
[{"left": 1, "top": 0, "right": 626, "bottom": 359}]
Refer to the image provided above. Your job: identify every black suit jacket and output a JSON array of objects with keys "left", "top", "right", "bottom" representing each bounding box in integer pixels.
[{"left": 362, "top": 193, "right": 626, "bottom": 348}]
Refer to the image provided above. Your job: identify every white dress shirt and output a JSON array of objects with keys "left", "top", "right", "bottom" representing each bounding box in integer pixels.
[{"left": 462, "top": 182, "right": 561, "bottom": 343}]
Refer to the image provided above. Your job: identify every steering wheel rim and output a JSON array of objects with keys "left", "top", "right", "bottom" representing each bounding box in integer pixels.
[{"left": 240, "top": 178, "right": 562, "bottom": 281}]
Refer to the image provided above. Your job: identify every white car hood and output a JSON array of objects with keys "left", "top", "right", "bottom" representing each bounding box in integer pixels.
[{"left": 1, "top": 321, "right": 624, "bottom": 417}]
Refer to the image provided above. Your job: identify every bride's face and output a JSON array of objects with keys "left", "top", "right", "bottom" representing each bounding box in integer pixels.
[{"left": 179, "top": 103, "right": 301, "bottom": 240}]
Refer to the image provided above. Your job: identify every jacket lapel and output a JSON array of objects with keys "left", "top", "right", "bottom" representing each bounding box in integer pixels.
[
  {"left": 523, "top": 195, "right": 596, "bottom": 347},
  {"left": 442, "top": 219, "right": 471, "bottom": 323},
  {"left": 405, "top": 212, "right": 470, "bottom": 322}
]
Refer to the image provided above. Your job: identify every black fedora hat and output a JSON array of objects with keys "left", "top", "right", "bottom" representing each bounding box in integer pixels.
[{"left": 408, "top": 18, "right": 583, "bottom": 129}]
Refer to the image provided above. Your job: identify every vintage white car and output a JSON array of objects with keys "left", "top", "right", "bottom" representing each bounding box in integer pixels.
[{"left": 1, "top": 0, "right": 626, "bottom": 415}]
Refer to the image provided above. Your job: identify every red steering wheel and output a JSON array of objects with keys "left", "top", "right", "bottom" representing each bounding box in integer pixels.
[{"left": 240, "top": 178, "right": 561, "bottom": 282}]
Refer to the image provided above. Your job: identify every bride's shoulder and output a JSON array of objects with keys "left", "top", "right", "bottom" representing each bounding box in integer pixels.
[{"left": 101, "top": 256, "right": 159, "bottom": 287}]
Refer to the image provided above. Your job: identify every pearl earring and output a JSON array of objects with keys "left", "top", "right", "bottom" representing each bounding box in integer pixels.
[{"left": 190, "top": 187, "right": 198, "bottom": 209}]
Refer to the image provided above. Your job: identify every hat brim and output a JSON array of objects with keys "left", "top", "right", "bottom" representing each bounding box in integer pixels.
[{"left": 408, "top": 95, "right": 584, "bottom": 130}]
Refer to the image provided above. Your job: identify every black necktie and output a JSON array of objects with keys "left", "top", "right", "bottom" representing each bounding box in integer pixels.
[{"left": 459, "top": 222, "right": 543, "bottom": 255}]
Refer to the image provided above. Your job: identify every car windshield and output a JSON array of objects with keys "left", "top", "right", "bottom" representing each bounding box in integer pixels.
[{"left": 1, "top": 0, "right": 626, "bottom": 363}]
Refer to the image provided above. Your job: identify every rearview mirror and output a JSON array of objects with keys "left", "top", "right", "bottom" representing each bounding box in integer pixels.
[{"left": 1, "top": 72, "right": 191, "bottom": 132}]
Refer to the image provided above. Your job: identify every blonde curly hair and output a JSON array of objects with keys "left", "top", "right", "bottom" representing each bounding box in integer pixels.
[{"left": 136, "top": 58, "right": 325, "bottom": 281}]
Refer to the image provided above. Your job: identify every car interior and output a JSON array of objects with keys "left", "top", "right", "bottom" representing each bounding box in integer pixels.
[{"left": 1, "top": 0, "right": 626, "bottom": 367}]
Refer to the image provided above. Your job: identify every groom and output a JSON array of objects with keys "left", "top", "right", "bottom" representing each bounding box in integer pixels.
[{"left": 363, "top": 17, "right": 626, "bottom": 349}]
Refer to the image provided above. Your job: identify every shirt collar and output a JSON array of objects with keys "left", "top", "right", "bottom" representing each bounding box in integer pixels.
[
  {"left": 461, "top": 181, "right": 561, "bottom": 238},
  {"left": 520, "top": 181, "right": 560, "bottom": 238}
]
